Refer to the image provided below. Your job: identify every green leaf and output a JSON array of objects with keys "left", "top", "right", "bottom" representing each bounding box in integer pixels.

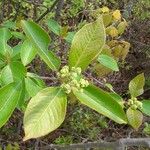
[
  {"left": 65, "top": 32, "right": 75, "bottom": 43},
  {"left": 25, "top": 77, "right": 45, "bottom": 97},
  {"left": 21, "top": 40, "right": 37, "bottom": 66},
  {"left": 21, "top": 20, "right": 60, "bottom": 70},
  {"left": 109, "top": 92, "right": 124, "bottom": 107},
  {"left": 117, "top": 21, "right": 127, "bottom": 35},
  {"left": 0, "top": 65, "right": 13, "bottom": 85},
  {"left": 69, "top": 16, "right": 106, "bottom": 70},
  {"left": 11, "top": 31, "right": 25, "bottom": 40},
  {"left": 24, "top": 87, "right": 67, "bottom": 140},
  {"left": 0, "top": 82, "right": 23, "bottom": 128},
  {"left": 0, "top": 61, "right": 26, "bottom": 85},
  {"left": 0, "top": 28, "right": 12, "bottom": 56},
  {"left": 47, "top": 19, "right": 61, "bottom": 35},
  {"left": 141, "top": 100, "right": 150, "bottom": 116},
  {"left": 129, "top": 73, "right": 145, "bottom": 97},
  {"left": 12, "top": 43, "right": 22, "bottom": 58},
  {"left": 73, "top": 85, "right": 127, "bottom": 124},
  {"left": 93, "top": 45, "right": 113, "bottom": 77},
  {"left": 98, "top": 54, "right": 119, "bottom": 71},
  {"left": 27, "top": 72, "right": 45, "bottom": 87},
  {"left": 126, "top": 107, "right": 143, "bottom": 130}
]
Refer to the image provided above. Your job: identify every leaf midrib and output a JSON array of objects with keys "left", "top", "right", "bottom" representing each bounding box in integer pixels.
[
  {"left": 78, "top": 90, "right": 126, "bottom": 123},
  {"left": 28, "top": 88, "right": 62, "bottom": 130}
]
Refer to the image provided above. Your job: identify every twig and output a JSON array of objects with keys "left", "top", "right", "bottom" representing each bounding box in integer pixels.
[
  {"left": 39, "top": 138, "right": 150, "bottom": 150},
  {"left": 36, "top": 0, "right": 59, "bottom": 23},
  {"left": 84, "top": 72, "right": 105, "bottom": 87},
  {"left": 55, "top": 0, "right": 64, "bottom": 21},
  {"left": 34, "top": 76, "right": 57, "bottom": 81}
]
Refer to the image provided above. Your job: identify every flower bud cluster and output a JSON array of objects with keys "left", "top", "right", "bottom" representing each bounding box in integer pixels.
[
  {"left": 128, "top": 97, "right": 142, "bottom": 110},
  {"left": 58, "top": 66, "right": 89, "bottom": 94}
]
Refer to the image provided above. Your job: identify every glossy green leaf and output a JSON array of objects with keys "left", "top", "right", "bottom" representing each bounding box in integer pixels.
[
  {"left": 69, "top": 16, "right": 106, "bottom": 70},
  {"left": 109, "top": 92, "right": 124, "bottom": 107},
  {"left": 12, "top": 43, "right": 22, "bottom": 58},
  {"left": 141, "top": 100, "right": 150, "bottom": 116},
  {"left": 0, "top": 82, "right": 23, "bottom": 128},
  {"left": 17, "top": 80, "right": 26, "bottom": 108},
  {"left": 0, "top": 61, "right": 26, "bottom": 85},
  {"left": 25, "top": 77, "right": 45, "bottom": 97},
  {"left": 129, "top": 73, "right": 145, "bottom": 97},
  {"left": 21, "top": 40, "right": 37, "bottom": 66},
  {"left": 21, "top": 20, "right": 60, "bottom": 70},
  {"left": 0, "top": 65, "right": 13, "bottom": 85},
  {"left": 98, "top": 54, "right": 119, "bottom": 71},
  {"left": 24, "top": 87, "right": 67, "bottom": 140},
  {"left": 47, "top": 19, "right": 61, "bottom": 35},
  {"left": 0, "top": 28, "right": 12, "bottom": 56},
  {"left": 126, "top": 107, "right": 143, "bottom": 130},
  {"left": 74, "top": 85, "right": 127, "bottom": 124}
]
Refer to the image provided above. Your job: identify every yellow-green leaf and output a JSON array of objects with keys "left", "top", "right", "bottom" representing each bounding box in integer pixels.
[
  {"left": 24, "top": 87, "right": 67, "bottom": 140},
  {"left": 126, "top": 107, "right": 143, "bottom": 130},
  {"left": 69, "top": 16, "right": 106, "bottom": 70},
  {"left": 129, "top": 73, "right": 145, "bottom": 97},
  {"left": 117, "top": 21, "right": 128, "bottom": 35}
]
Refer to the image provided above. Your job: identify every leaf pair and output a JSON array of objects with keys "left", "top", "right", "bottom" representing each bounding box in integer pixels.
[
  {"left": 23, "top": 84, "right": 127, "bottom": 140},
  {"left": 127, "top": 73, "right": 150, "bottom": 130},
  {"left": 21, "top": 21, "right": 60, "bottom": 71}
]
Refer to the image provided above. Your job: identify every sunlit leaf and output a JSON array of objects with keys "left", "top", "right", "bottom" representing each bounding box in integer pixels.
[
  {"left": 69, "top": 16, "right": 106, "bottom": 70},
  {"left": 74, "top": 84, "right": 127, "bottom": 124},
  {"left": 24, "top": 87, "right": 67, "bottom": 140},
  {"left": 129, "top": 73, "right": 145, "bottom": 97},
  {"left": 21, "top": 20, "right": 60, "bottom": 70},
  {"left": 126, "top": 107, "right": 143, "bottom": 130}
]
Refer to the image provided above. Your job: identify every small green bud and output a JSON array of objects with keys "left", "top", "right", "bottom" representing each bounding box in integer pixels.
[
  {"left": 80, "top": 79, "right": 89, "bottom": 87},
  {"left": 71, "top": 72, "right": 78, "bottom": 78},
  {"left": 84, "top": 80, "right": 89, "bottom": 87},
  {"left": 60, "top": 73, "right": 67, "bottom": 78},
  {"left": 79, "top": 88, "right": 83, "bottom": 93},
  {"left": 132, "top": 97, "right": 137, "bottom": 102},
  {"left": 128, "top": 99, "right": 134, "bottom": 105},
  {"left": 57, "top": 72, "right": 60, "bottom": 77},
  {"left": 71, "top": 67, "right": 76, "bottom": 71},
  {"left": 61, "top": 83, "right": 71, "bottom": 94},
  {"left": 136, "top": 101, "right": 143, "bottom": 108},
  {"left": 76, "top": 67, "right": 82, "bottom": 74},
  {"left": 131, "top": 104, "right": 138, "bottom": 110},
  {"left": 60, "top": 65, "right": 69, "bottom": 74}
]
